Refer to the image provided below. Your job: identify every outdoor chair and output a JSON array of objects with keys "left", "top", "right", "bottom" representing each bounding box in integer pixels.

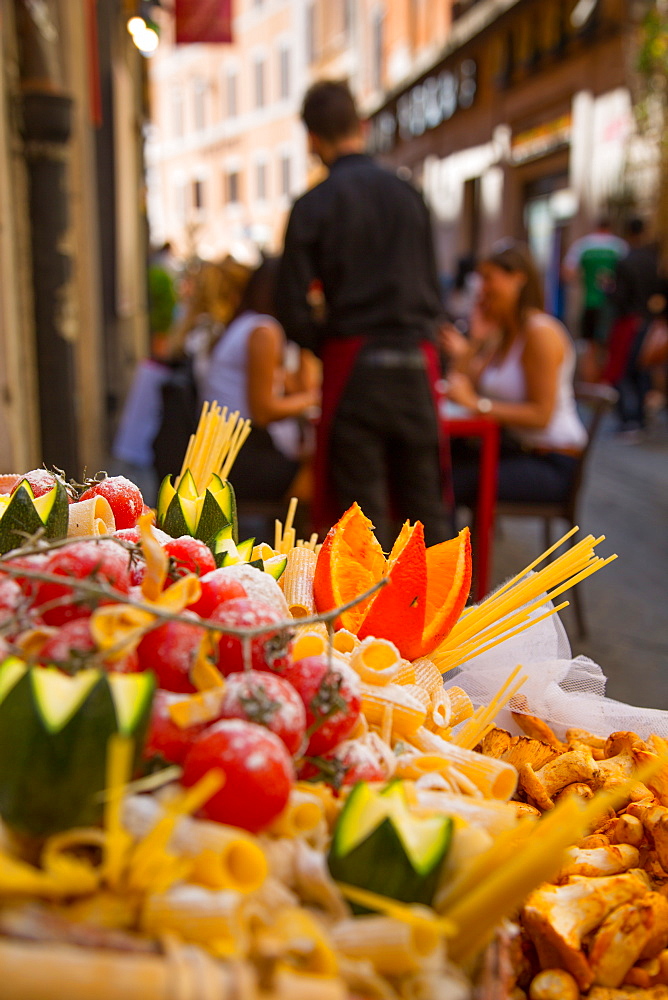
[{"left": 495, "top": 381, "right": 619, "bottom": 637}]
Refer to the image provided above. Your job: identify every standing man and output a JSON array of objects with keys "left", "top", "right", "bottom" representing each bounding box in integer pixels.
[
  {"left": 562, "top": 218, "right": 628, "bottom": 378},
  {"left": 276, "top": 80, "right": 453, "bottom": 548}
]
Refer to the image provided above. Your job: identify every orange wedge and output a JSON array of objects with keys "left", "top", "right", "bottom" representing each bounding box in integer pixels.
[
  {"left": 414, "top": 526, "right": 471, "bottom": 659},
  {"left": 357, "top": 520, "right": 427, "bottom": 650},
  {"left": 313, "top": 502, "right": 386, "bottom": 631}
]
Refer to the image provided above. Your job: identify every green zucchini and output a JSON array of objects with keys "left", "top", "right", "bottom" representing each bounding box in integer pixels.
[
  {"left": 157, "top": 470, "right": 238, "bottom": 544},
  {"left": 0, "top": 478, "right": 69, "bottom": 555},
  {"left": 327, "top": 780, "right": 453, "bottom": 910},
  {"left": 0, "top": 660, "right": 155, "bottom": 836}
]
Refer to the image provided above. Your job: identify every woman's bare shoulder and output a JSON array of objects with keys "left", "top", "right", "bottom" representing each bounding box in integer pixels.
[{"left": 523, "top": 311, "right": 568, "bottom": 362}]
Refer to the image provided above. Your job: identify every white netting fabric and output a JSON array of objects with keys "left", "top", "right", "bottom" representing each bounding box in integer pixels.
[{"left": 444, "top": 589, "right": 668, "bottom": 740}]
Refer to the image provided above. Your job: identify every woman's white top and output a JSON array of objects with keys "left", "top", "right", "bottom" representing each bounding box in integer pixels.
[
  {"left": 478, "top": 316, "right": 588, "bottom": 451},
  {"left": 201, "top": 310, "right": 301, "bottom": 459}
]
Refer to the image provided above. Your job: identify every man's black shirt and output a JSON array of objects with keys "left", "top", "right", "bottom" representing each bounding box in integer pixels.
[{"left": 276, "top": 153, "right": 444, "bottom": 354}]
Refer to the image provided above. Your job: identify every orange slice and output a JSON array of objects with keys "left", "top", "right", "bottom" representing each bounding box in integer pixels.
[
  {"left": 312, "top": 502, "right": 386, "bottom": 631},
  {"left": 357, "top": 520, "right": 427, "bottom": 654},
  {"left": 413, "top": 526, "right": 472, "bottom": 659}
]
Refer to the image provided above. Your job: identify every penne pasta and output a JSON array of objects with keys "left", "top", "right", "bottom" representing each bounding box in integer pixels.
[
  {"left": 122, "top": 796, "right": 267, "bottom": 894},
  {"left": 141, "top": 884, "right": 246, "bottom": 956},
  {"left": 67, "top": 495, "right": 115, "bottom": 536},
  {"left": 0, "top": 937, "right": 250, "bottom": 1000},
  {"left": 330, "top": 915, "right": 441, "bottom": 976},
  {"left": 292, "top": 626, "right": 329, "bottom": 661},
  {"left": 360, "top": 682, "right": 427, "bottom": 739},
  {"left": 445, "top": 686, "right": 475, "bottom": 727},
  {"left": 280, "top": 547, "right": 317, "bottom": 617},
  {"left": 350, "top": 636, "right": 404, "bottom": 685},
  {"left": 393, "top": 658, "right": 417, "bottom": 685},
  {"left": 331, "top": 629, "right": 359, "bottom": 655},
  {"left": 267, "top": 788, "right": 326, "bottom": 838},
  {"left": 412, "top": 657, "right": 444, "bottom": 697},
  {"left": 412, "top": 728, "right": 518, "bottom": 800}
]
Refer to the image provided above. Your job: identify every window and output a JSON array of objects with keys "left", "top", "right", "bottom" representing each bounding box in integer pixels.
[
  {"left": 256, "top": 161, "right": 267, "bottom": 201},
  {"left": 171, "top": 87, "right": 184, "bottom": 138},
  {"left": 227, "top": 72, "right": 238, "bottom": 117},
  {"left": 306, "top": 2, "right": 316, "bottom": 64},
  {"left": 254, "top": 58, "right": 265, "bottom": 109},
  {"left": 226, "top": 171, "right": 240, "bottom": 204},
  {"left": 192, "top": 179, "right": 204, "bottom": 210},
  {"left": 278, "top": 46, "right": 290, "bottom": 100},
  {"left": 193, "top": 78, "right": 206, "bottom": 131},
  {"left": 279, "top": 154, "right": 291, "bottom": 197}
]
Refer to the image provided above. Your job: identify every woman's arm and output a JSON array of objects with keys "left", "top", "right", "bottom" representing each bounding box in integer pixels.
[
  {"left": 447, "top": 318, "right": 565, "bottom": 429},
  {"left": 247, "top": 322, "right": 319, "bottom": 427}
]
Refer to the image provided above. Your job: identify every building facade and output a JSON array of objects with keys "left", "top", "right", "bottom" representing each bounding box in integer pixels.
[
  {"left": 367, "top": 0, "right": 647, "bottom": 316},
  {"left": 145, "top": 0, "right": 456, "bottom": 261},
  {"left": 0, "top": 0, "right": 150, "bottom": 476}
]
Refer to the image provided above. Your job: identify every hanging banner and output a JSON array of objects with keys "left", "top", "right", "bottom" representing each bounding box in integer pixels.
[{"left": 174, "top": 0, "right": 233, "bottom": 44}]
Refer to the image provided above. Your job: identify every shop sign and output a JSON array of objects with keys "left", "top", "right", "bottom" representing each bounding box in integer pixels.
[
  {"left": 510, "top": 113, "right": 572, "bottom": 164},
  {"left": 370, "top": 59, "right": 477, "bottom": 153}
]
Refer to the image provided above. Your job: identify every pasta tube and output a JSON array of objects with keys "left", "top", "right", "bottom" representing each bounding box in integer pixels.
[
  {"left": 412, "top": 728, "right": 518, "bottom": 800},
  {"left": 360, "top": 682, "right": 427, "bottom": 738},
  {"left": 446, "top": 685, "right": 475, "bottom": 726},
  {"left": 0, "top": 937, "right": 250, "bottom": 1000},
  {"left": 122, "top": 796, "right": 267, "bottom": 893},
  {"left": 67, "top": 495, "right": 115, "bottom": 536},
  {"left": 267, "top": 788, "right": 326, "bottom": 838},
  {"left": 331, "top": 629, "right": 359, "bottom": 655},
  {"left": 350, "top": 637, "right": 404, "bottom": 685},
  {"left": 141, "top": 884, "right": 245, "bottom": 956},
  {"left": 330, "top": 916, "right": 440, "bottom": 976},
  {"left": 292, "top": 627, "right": 328, "bottom": 661},
  {"left": 281, "top": 547, "right": 317, "bottom": 617}
]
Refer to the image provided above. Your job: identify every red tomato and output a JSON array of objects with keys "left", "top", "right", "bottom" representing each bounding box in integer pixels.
[
  {"left": 186, "top": 568, "right": 247, "bottom": 619},
  {"left": 280, "top": 656, "right": 361, "bottom": 756},
  {"left": 181, "top": 718, "right": 294, "bottom": 833},
  {"left": 114, "top": 526, "right": 171, "bottom": 545},
  {"left": 218, "top": 670, "right": 306, "bottom": 756},
  {"left": 36, "top": 617, "right": 95, "bottom": 667},
  {"left": 32, "top": 540, "right": 131, "bottom": 627},
  {"left": 0, "top": 576, "right": 22, "bottom": 632},
  {"left": 210, "top": 597, "right": 293, "bottom": 675},
  {"left": 79, "top": 476, "right": 144, "bottom": 530},
  {"left": 299, "top": 738, "right": 386, "bottom": 789},
  {"left": 143, "top": 689, "right": 208, "bottom": 764},
  {"left": 11, "top": 469, "right": 70, "bottom": 501},
  {"left": 163, "top": 536, "right": 216, "bottom": 582},
  {"left": 1, "top": 552, "right": 50, "bottom": 599},
  {"left": 136, "top": 617, "right": 205, "bottom": 692}
]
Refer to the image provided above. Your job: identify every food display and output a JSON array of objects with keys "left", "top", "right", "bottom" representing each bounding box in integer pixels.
[{"left": 1, "top": 404, "right": 668, "bottom": 1000}]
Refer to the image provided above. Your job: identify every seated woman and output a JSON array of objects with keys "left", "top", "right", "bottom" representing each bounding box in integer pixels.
[
  {"left": 442, "top": 241, "right": 587, "bottom": 509},
  {"left": 201, "top": 256, "right": 320, "bottom": 513}
]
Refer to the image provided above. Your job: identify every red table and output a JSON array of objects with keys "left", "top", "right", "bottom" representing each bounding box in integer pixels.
[{"left": 441, "top": 410, "right": 500, "bottom": 602}]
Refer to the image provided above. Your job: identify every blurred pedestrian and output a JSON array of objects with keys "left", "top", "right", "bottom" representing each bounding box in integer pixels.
[
  {"left": 444, "top": 241, "right": 587, "bottom": 509},
  {"left": 277, "top": 79, "right": 453, "bottom": 548},
  {"left": 202, "top": 256, "right": 321, "bottom": 538},
  {"left": 601, "top": 218, "right": 665, "bottom": 437},
  {"left": 562, "top": 218, "right": 628, "bottom": 380},
  {"left": 148, "top": 242, "right": 179, "bottom": 359}
]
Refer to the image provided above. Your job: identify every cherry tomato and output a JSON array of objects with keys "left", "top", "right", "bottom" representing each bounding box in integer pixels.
[
  {"left": 218, "top": 670, "right": 306, "bottom": 756},
  {"left": 32, "top": 540, "right": 131, "bottom": 627},
  {"left": 1, "top": 552, "right": 50, "bottom": 600},
  {"left": 114, "top": 526, "right": 171, "bottom": 545},
  {"left": 163, "top": 536, "right": 216, "bottom": 582},
  {"left": 143, "top": 689, "right": 208, "bottom": 764},
  {"left": 186, "top": 568, "right": 247, "bottom": 619},
  {"left": 0, "top": 576, "right": 22, "bottom": 632},
  {"left": 136, "top": 616, "right": 206, "bottom": 692},
  {"left": 299, "top": 738, "right": 386, "bottom": 790},
  {"left": 280, "top": 655, "right": 361, "bottom": 756},
  {"left": 79, "top": 476, "right": 144, "bottom": 530},
  {"left": 11, "top": 469, "right": 70, "bottom": 501},
  {"left": 210, "top": 597, "right": 293, "bottom": 675},
  {"left": 182, "top": 718, "right": 295, "bottom": 833}
]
